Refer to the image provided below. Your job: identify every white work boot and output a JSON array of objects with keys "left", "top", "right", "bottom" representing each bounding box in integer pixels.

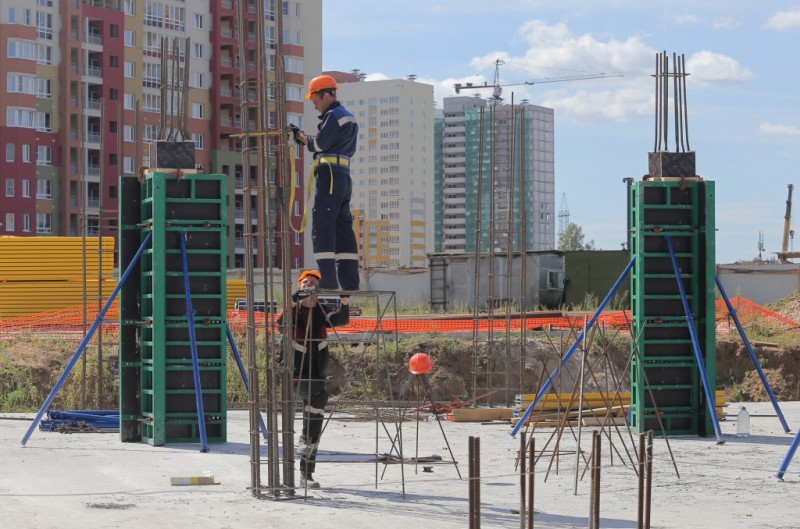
[
  {"left": 297, "top": 437, "right": 319, "bottom": 458},
  {"left": 299, "top": 473, "right": 320, "bottom": 489}
]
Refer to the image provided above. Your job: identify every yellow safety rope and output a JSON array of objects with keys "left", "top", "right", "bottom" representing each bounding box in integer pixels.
[{"left": 287, "top": 154, "right": 335, "bottom": 234}]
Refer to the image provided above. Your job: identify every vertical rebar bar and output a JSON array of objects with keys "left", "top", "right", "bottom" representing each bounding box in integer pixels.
[
  {"left": 645, "top": 431, "right": 653, "bottom": 529},
  {"left": 591, "top": 430, "right": 601, "bottom": 529},
  {"left": 574, "top": 315, "right": 588, "bottom": 494},
  {"left": 471, "top": 106, "right": 485, "bottom": 401},
  {"left": 519, "top": 432, "right": 527, "bottom": 529},
  {"left": 637, "top": 432, "right": 645, "bottom": 529},
  {"left": 469, "top": 436, "right": 481, "bottom": 529},
  {"left": 528, "top": 437, "right": 535, "bottom": 529}
]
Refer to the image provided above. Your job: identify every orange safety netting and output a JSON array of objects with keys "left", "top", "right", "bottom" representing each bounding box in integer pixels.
[{"left": 1, "top": 297, "right": 797, "bottom": 341}]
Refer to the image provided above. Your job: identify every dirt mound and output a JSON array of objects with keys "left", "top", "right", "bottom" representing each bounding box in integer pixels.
[{"left": 767, "top": 290, "right": 800, "bottom": 323}]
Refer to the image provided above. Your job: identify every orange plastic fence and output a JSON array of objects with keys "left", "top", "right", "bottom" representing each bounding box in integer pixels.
[{"left": 1, "top": 297, "right": 797, "bottom": 341}]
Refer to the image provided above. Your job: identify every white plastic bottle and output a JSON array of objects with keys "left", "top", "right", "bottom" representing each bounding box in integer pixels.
[{"left": 736, "top": 406, "right": 750, "bottom": 438}]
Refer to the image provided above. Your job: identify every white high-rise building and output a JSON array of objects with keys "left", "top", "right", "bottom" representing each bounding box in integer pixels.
[{"left": 330, "top": 75, "right": 435, "bottom": 269}]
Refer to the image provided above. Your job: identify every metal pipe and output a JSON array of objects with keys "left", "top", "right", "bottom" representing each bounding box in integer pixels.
[
  {"left": 511, "top": 257, "right": 636, "bottom": 437},
  {"left": 21, "top": 232, "right": 152, "bottom": 446},
  {"left": 715, "top": 275, "right": 790, "bottom": 432},
  {"left": 664, "top": 236, "right": 723, "bottom": 443},
  {"left": 179, "top": 230, "right": 208, "bottom": 453}
]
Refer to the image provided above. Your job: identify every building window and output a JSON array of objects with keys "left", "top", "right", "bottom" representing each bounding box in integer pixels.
[
  {"left": 124, "top": 61, "right": 135, "bottom": 78},
  {"left": 124, "top": 30, "right": 135, "bottom": 46},
  {"left": 109, "top": 88, "right": 118, "bottom": 100},
  {"left": 5, "top": 179, "right": 14, "bottom": 197},
  {"left": 110, "top": 24, "right": 118, "bottom": 38},
  {"left": 5, "top": 144, "right": 13, "bottom": 162},
  {"left": 124, "top": 0, "right": 135, "bottom": 16},
  {"left": 295, "top": 3, "right": 301, "bottom": 16},
  {"left": 123, "top": 157, "right": 134, "bottom": 174},
  {"left": 124, "top": 93, "right": 135, "bottom": 110},
  {"left": 5, "top": 213, "right": 14, "bottom": 232},
  {"left": 190, "top": 72, "right": 203, "bottom": 88},
  {"left": 109, "top": 153, "right": 117, "bottom": 165},
  {"left": 108, "top": 120, "right": 117, "bottom": 133},
  {"left": 124, "top": 125, "right": 135, "bottom": 142},
  {"left": 192, "top": 13, "right": 203, "bottom": 29},
  {"left": 8, "top": 7, "right": 16, "bottom": 24},
  {"left": 36, "top": 212, "right": 51, "bottom": 234},
  {"left": 36, "top": 146, "right": 51, "bottom": 165},
  {"left": 36, "top": 178, "right": 51, "bottom": 198},
  {"left": 22, "top": 144, "right": 30, "bottom": 162},
  {"left": 282, "top": 1, "right": 288, "bottom": 15},
  {"left": 22, "top": 214, "right": 30, "bottom": 232},
  {"left": 192, "top": 42, "right": 203, "bottom": 59},
  {"left": 191, "top": 103, "right": 203, "bottom": 119},
  {"left": 191, "top": 133, "right": 204, "bottom": 149},
  {"left": 22, "top": 179, "right": 30, "bottom": 197}
]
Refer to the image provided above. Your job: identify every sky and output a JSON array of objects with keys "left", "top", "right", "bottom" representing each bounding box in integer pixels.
[{"left": 321, "top": 0, "right": 800, "bottom": 264}]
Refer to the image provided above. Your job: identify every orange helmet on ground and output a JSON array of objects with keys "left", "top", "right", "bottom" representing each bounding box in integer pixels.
[
  {"left": 408, "top": 353, "right": 434, "bottom": 375},
  {"left": 305, "top": 74, "right": 338, "bottom": 99},
  {"left": 298, "top": 269, "right": 322, "bottom": 284}
]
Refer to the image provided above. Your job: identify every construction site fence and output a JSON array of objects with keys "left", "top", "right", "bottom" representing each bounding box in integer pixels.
[{"left": 1, "top": 297, "right": 797, "bottom": 342}]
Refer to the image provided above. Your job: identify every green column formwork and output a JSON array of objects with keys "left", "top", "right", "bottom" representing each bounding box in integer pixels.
[
  {"left": 629, "top": 180, "right": 716, "bottom": 436},
  {"left": 120, "top": 172, "right": 228, "bottom": 445}
]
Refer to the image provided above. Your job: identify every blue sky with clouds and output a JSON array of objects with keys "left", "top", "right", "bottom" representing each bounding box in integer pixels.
[{"left": 322, "top": 1, "right": 800, "bottom": 263}]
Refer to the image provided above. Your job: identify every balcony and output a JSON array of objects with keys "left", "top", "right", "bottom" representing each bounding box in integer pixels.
[
  {"left": 83, "top": 65, "right": 103, "bottom": 78},
  {"left": 221, "top": 0, "right": 233, "bottom": 9},
  {"left": 220, "top": 27, "right": 233, "bottom": 39},
  {"left": 85, "top": 33, "right": 102, "bottom": 45},
  {"left": 85, "top": 164, "right": 100, "bottom": 177},
  {"left": 86, "top": 197, "right": 100, "bottom": 208},
  {"left": 84, "top": 131, "right": 101, "bottom": 144},
  {"left": 85, "top": 98, "right": 101, "bottom": 110}
]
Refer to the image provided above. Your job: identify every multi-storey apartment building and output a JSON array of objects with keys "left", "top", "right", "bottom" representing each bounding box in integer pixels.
[
  {"left": 0, "top": 0, "right": 320, "bottom": 270},
  {"left": 323, "top": 73, "right": 434, "bottom": 269},
  {"left": 435, "top": 96, "right": 555, "bottom": 254}
]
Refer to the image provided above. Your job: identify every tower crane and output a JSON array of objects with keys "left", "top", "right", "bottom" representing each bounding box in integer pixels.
[{"left": 454, "top": 58, "right": 623, "bottom": 102}]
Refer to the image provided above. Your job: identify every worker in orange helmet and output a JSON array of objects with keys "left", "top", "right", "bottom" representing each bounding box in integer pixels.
[
  {"left": 289, "top": 74, "right": 360, "bottom": 297},
  {"left": 277, "top": 269, "right": 350, "bottom": 489}
]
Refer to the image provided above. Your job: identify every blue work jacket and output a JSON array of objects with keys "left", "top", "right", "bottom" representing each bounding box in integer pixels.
[{"left": 306, "top": 101, "right": 358, "bottom": 158}]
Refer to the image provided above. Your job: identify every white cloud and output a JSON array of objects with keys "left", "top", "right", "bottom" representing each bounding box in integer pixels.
[
  {"left": 675, "top": 14, "right": 700, "bottom": 25},
  {"left": 765, "top": 8, "right": 800, "bottom": 29},
  {"left": 713, "top": 17, "right": 740, "bottom": 29},
  {"left": 685, "top": 51, "right": 754, "bottom": 84},
  {"left": 541, "top": 87, "right": 651, "bottom": 122},
  {"left": 758, "top": 122, "right": 800, "bottom": 137}
]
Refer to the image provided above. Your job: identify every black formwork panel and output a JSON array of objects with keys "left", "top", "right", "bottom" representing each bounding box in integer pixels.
[{"left": 630, "top": 179, "right": 716, "bottom": 436}]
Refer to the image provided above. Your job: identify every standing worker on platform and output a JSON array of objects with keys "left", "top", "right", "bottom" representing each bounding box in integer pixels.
[
  {"left": 278, "top": 269, "right": 350, "bottom": 489},
  {"left": 289, "top": 74, "right": 360, "bottom": 294}
]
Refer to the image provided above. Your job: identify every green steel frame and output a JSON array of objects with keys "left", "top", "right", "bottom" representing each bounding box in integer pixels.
[
  {"left": 120, "top": 172, "right": 228, "bottom": 445},
  {"left": 630, "top": 180, "right": 716, "bottom": 436}
]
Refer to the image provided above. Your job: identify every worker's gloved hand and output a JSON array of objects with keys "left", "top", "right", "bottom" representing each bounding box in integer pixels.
[
  {"left": 291, "top": 287, "right": 315, "bottom": 302},
  {"left": 288, "top": 124, "right": 304, "bottom": 145}
]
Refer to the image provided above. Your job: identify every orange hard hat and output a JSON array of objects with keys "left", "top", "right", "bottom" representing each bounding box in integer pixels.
[
  {"left": 298, "top": 269, "right": 321, "bottom": 284},
  {"left": 305, "top": 74, "right": 338, "bottom": 99},
  {"left": 408, "top": 353, "right": 434, "bottom": 375}
]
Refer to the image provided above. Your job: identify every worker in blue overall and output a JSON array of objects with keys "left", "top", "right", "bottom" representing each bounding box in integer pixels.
[{"left": 290, "top": 74, "right": 360, "bottom": 294}]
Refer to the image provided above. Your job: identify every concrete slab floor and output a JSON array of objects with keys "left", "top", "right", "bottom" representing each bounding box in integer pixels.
[{"left": 2, "top": 401, "right": 800, "bottom": 529}]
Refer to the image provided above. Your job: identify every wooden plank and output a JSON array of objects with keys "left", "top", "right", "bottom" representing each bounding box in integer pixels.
[{"left": 447, "top": 408, "right": 513, "bottom": 422}]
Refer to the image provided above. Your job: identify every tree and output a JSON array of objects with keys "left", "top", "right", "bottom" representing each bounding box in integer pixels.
[{"left": 558, "top": 223, "right": 595, "bottom": 251}]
